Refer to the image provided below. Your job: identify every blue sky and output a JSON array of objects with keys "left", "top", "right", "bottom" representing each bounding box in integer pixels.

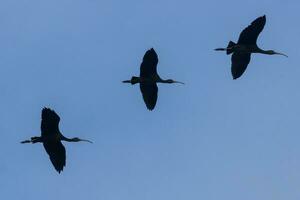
[{"left": 1, "top": 0, "right": 300, "bottom": 200}]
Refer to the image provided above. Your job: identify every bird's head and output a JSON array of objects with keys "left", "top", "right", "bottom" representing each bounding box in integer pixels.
[
  {"left": 165, "top": 79, "right": 184, "bottom": 84},
  {"left": 72, "top": 137, "right": 93, "bottom": 143},
  {"left": 267, "top": 50, "right": 288, "bottom": 57}
]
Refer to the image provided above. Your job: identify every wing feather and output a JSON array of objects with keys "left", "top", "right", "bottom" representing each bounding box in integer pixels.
[
  {"left": 43, "top": 141, "right": 66, "bottom": 173},
  {"left": 140, "top": 83, "right": 158, "bottom": 110},
  {"left": 140, "top": 48, "right": 159, "bottom": 78},
  {"left": 231, "top": 53, "right": 251, "bottom": 79},
  {"left": 238, "top": 15, "right": 266, "bottom": 45},
  {"left": 41, "top": 108, "right": 60, "bottom": 137}
]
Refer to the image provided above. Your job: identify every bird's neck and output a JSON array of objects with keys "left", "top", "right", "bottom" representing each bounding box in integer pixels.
[
  {"left": 256, "top": 48, "right": 273, "bottom": 55},
  {"left": 61, "top": 135, "right": 75, "bottom": 142},
  {"left": 158, "top": 79, "right": 172, "bottom": 83}
]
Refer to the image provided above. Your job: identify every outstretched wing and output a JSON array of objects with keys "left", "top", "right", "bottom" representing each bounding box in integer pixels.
[
  {"left": 231, "top": 53, "right": 251, "bottom": 79},
  {"left": 237, "top": 15, "right": 266, "bottom": 45},
  {"left": 140, "top": 83, "right": 158, "bottom": 110},
  {"left": 140, "top": 48, "right": 159, "bottom": 78},
  {"left": 41, "top": 108, "right": 60, "bottom": 137},
  {"left": 43, "top": 141, "right": 66, "bottom": 173}
]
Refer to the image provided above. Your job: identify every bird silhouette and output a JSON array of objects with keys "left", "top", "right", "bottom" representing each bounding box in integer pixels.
[
  {"left": 21, "top": 108, "right": 92, "bottom": 173},
  {"left": 215, "top": 15, "right": 287, "bottom": 79},
  {"left": 123, "top": 48, "right": 184, "bottom": 110}
]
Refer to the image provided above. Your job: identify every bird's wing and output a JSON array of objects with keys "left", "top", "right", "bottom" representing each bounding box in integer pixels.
[
  {"left": 237, "top": 15, "right": 266, "bottom": 45},
  {"left": 43, "top": 141, "right": 66, "bottom": 173},
  {"left": 41, "top": 108, "right": 60, "bottom": 137},
  {"left": 140, "top": 48, "right": 159, "bottom": 78},
  {"left": 140, "top": 83, "right": 158, "bottom": 110},
  {"left": 231, "top": 53, "right": 251, "bottom": 79}
]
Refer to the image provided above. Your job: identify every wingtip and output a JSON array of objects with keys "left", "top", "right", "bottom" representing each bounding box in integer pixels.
[
  {"left": 42, "top": 107, "right": 51, "bottom": 112},
  {"left": 146, "top": 106, "right": 155, "bottom": 111},
  {"left": 232, "top": 73, "right": 242, "bottom": 80},
  {"left": 149, "top": 47, "right": 155, "bottom": 52},
  {"left": 56, "top": 168, "right": 64, "bottom": 174}
]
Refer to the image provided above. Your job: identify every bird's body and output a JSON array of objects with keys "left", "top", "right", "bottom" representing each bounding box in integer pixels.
[
  {"left": 215, "top": 15, "right": 287, "bottom": 79},
  {"left": 123, "top": 48, "right": 183, "bottom": 110},
  {"left": 126, "top": 75, "right": 177, "bottom": 84},
  {"left": 21, "top": 108, "right": 92, "bottom": 173},
  {"left": 227, "top": 44, "right": 259, "bottom": 54}
]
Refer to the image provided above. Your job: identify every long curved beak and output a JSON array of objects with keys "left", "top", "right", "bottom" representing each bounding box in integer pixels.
[
  {"left": 174, "top": 81, "right": 184, "bottom": 84},
  {"left": 122, "top": 80, "right": 131, "bottom": 83},
  {"left": 275, "top": 52, "right": 288, "bottom": 57},
  {"left": 80, "top": 139, "right": 93, "bottom": 143}
]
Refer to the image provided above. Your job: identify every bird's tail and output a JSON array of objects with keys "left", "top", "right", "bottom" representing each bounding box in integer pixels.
[
  {"left": 31, "top": 137, "right": 41, "bottom": 143},
  {"left": 130, "top": 76, "right": 140, "bottom": 85},
  {"left": 21, "top": 136, "right": 42, "bottom": 144},
  {"left": 226, "top": 41, "right": 236, "bottom": 55}
]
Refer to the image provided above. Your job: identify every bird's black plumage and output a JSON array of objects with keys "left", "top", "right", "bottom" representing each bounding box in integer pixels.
[
  {"left": 231, "top": 53, "right": 251, "bottom": 79},
  {"left": 41, "top": 108, "right": 66, "bottom": 173},
  {"left": 238, "top": 15, "right": 266, "bottom": 45},
  {"left": 123, "top": 48, "right": 183, "bottom": 110},
  {"left": 41, "top": 108, "right": 60, "bottom": 137},
  {"left": 231, "top": 15, "right": 266, "bottom": 79},
  {"left": 140, "top": 83, "right": 158, "bottom": 110},
  {"left": 43, "top": 141, "right": 66, "bottom": 173},
  {"left": 139, "top": 48, "right": 159, "bottom": 110},
  {"left": 140, "top": 48, "right": 159, "bottom": 78},
  {"left": 21, "top": 107, "right": 92, "bottom": 173}
]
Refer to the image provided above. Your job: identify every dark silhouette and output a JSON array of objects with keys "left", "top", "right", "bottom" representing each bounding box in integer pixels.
[
  {"left": 123, "top": 48, "right": 184, "bottom": 110},
  {"left": 21, "top": 108, "right": 92, "bottom": 173},
  {"left": 215, "top": 15, "right": 287, "bottom": 79}
]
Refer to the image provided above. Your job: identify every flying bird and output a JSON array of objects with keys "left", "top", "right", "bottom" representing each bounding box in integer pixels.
[
  {"left": 215, "top": 15, "right": 287, "bottom": 79},
  {"left": 123, "top": 48, "right": 184, "bottom": 110},
  {"left": 21, "top": 108, "right": 92, "bottom": 173}
]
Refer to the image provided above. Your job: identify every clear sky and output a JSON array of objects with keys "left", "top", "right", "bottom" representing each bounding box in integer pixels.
[{"left": 1, "top": 0, "right": 300, "bottom": 200}]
